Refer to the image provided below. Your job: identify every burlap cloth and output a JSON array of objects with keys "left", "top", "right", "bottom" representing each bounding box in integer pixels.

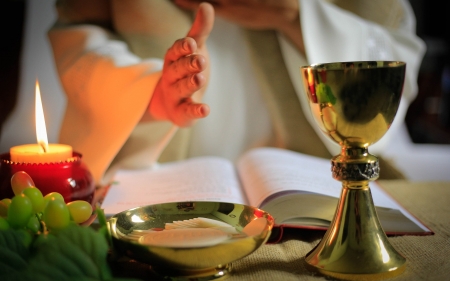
[
  {"left": 110, "top": 180, "right": 450, "bottom": 280},
  {"left": 227, "top": 180, "right": 450, "bottom": 281}
]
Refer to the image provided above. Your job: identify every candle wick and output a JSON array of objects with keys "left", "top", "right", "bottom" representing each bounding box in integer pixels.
[{"left": 39, "top": 142, "right": 48, "bottom": 153}]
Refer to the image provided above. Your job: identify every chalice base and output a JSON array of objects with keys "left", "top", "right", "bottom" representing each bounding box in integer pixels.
[
  {"left": 149, "top": 264, "right": 231, "bottom": 280},
  {"left": 305, "top": 182, "right": 406, "bottom": 280}
]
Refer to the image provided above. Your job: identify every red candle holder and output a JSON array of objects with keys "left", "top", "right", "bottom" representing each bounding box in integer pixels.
[{"left": 0, "top": 152, "right": 95, "bottom": 204}]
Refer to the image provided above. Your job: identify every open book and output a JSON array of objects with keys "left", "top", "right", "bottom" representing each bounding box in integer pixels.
[{"left": 101, "top": 147, "right": 432, "bottom": 241}]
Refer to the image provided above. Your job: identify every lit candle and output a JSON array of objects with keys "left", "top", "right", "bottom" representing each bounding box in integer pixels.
[{"left": 10, "top": 81, "right": 73, "bottom": 163}]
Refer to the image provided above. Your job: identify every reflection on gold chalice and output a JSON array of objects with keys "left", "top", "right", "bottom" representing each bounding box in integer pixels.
[{"left": 301, "top": 61, "right": 406, "bottom": 280}]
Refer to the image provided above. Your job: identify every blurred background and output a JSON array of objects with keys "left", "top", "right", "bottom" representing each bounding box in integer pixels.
[
  {"left": 407, "top": 0, "right": 450, "bottom": 144},
  {"left": 0, "top": 0, "right": 449, "bottom": 180},
  {"left": 0, "top": 0, "right": 65, "bottom": 151}
]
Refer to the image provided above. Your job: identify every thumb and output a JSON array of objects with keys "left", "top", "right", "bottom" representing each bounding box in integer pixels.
[{"left": 187, "top": 2, "right": 214, "bottom": 48}]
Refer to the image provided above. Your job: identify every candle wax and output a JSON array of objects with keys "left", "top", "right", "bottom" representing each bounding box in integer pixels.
[{"left": 10, "top": 144, "right": 73, "bottom": 163}]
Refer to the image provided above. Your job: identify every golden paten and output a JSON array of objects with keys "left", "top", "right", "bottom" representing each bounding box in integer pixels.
[
  {"left": 300, "top": 61, "right": 407, "bottom": 280},
  {"left": 108, "top": 201, "right": 274, "bottom": 280}
]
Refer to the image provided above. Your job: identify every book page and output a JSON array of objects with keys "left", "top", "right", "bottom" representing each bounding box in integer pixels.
[
  {"left": 236, "top": 147, "right": 431, "bottom": 233},
  {"left": 370, "top": 184, "right": 430, "bottom": 232},
  {"left": 101, "top": 157, "right": 248, "bottom": 216},
  {"left": 237, "top": 147, "right": 341, "bottom": 208}
]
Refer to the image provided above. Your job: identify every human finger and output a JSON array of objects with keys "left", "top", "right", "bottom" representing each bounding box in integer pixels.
[
  {"left": 164, "top": 37, "right": 197, "bottom": 64},
  {"left": 168, "top": 72, "right": 206, "bottom": 100},
  {"left": 185, "top": 2, "right": 214, "bottom": 48},
  {"left": 164, "top": 54, "right": 206, "bottom": 84},
  {"left": 175, "top": 101, "right": 210, "bottom": 127}
]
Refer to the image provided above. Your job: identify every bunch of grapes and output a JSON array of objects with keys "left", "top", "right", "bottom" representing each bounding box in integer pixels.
[{"left": 0, "top": 171, "right": 93, "bottom": 234}]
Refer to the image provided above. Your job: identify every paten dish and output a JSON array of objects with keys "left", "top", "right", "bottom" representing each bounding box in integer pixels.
[{"left": 107, "top": 201, "right": 274, "bottom": 280}]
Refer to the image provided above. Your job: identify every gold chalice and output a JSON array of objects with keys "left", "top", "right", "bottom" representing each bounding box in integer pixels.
[{"left": 300, "top": 61, "right": 406, "bottom": 280}]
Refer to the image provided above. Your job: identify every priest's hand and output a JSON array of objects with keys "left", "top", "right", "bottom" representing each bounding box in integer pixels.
[
  {"left": 147, "top": 2, "right": 214, "bottom": 127},
  {"left": 174, "top": 0, "right": 305, "bottom": 55}
]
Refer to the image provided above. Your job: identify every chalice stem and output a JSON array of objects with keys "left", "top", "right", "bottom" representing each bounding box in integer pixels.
[{"left": 305, "top": 181, "right": 406, "bottom": 280}]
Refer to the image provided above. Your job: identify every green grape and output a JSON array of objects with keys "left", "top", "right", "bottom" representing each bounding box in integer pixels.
[
  {"left": 11, "top": 171, "right": 35, "bottom": 196},
  {"left": 22, "top": 187, "right": 45, "bottom": 214},
  {"left": 43, "top": 191, "right": 65, "bottom": 211},
  {"left": 27, "top": 215, "right": 41, "bottom": 233},
  {"left": 1, "top": 198, "right": 11, "bottom": 207},
  {"left": 0, "top": 200, "right": 8, "bottom": 217},
  {"left": 7, "top": 194, "right": 33, "bottom": 229},
  {"left": 67, "top": 200, "right": 93, "bottom": 224},
  {"left": 43, "top": 199, "right": 70, "bottom": 230},
  {"left": 43, "top": 192, "right": 65, "bottom": 204},
  {"left": 0, "top": 217, "right": 9, "bottom": 230}
]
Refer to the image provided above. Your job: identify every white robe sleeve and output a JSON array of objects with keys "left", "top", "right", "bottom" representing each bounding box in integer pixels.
[
  {"left": 48, "top": 24, "right": 176, "bottom": 186},
  {"left": 279, "top": 0, "right": 426, "bottom": 156}
]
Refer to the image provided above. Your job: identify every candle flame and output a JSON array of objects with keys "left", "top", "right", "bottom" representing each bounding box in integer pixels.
[{"left": 35, "top": 80, "right": 49, "bottom": 153}]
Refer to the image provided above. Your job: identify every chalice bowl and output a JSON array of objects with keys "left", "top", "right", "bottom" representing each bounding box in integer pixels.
[{"left": 301, "top": 61, "right": 406, "bottom": 280}]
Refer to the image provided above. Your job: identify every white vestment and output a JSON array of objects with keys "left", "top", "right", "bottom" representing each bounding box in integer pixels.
[{"left": 46, "top": 0, "right": 425, "bottom": 185}]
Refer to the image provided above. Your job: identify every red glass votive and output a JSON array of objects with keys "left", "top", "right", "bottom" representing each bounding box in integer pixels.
[{"left": 0, "top": 152, "right": 95, "bottom": 204}]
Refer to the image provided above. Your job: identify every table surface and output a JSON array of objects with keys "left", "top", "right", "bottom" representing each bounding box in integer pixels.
[{"left": 109, "top": 180, "right": 450, "bottom": 281}]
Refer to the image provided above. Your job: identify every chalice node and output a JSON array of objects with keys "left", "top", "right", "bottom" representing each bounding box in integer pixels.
[{"left": 301, "top": 61, "right": 406, "bottom": 280}]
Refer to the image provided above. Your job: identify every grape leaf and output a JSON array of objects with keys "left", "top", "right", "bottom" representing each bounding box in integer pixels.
[
  {"left": 0, "top": 225, "right": 140, "bottom": 281},
  {"left": 0, "top": 229, "right": 30, "bottom": 275},
  {"left": 27, "top": 224, "right": 113, "bottom": 280}
]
